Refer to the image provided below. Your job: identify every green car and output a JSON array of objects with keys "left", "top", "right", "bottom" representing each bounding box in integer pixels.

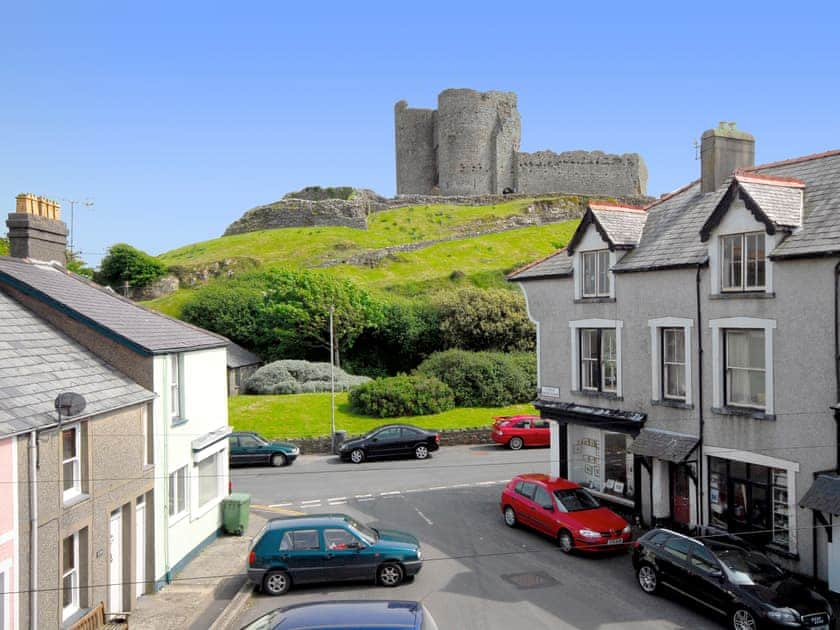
[
  {"left": 247, "top": 514, "right": 423, "bottom": 595},
  {"left": 228, "top": 431, "right": 299, "bottom": 467}
]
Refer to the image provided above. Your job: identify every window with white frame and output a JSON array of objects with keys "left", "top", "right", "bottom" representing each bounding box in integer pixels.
[
  {"left": 580, "top": 328, "right": 617, "bottom": 393},
  {"left": 662, "top": 328, "right": 686, "bottom": 400},
  {"left": 143, "top": 404, "right": 153, "bottom": 466},
  {"left": 721, "top": 232, "right": 765, "bottom": 291},
  {"left": 169, "top": 354, "right": 182, "bottom": 422},
  {"left": 581, "top": 250, "right": 611, "bottom": 297},
  {"left": 725, "top": 329, "right": 766, "bottom": 409},
  {"left": 62, "top": 532, "right": 80, "bottom": 620},
  {"left": 62, "top": 425, "right": 81, "bottom": 502},
  {"left": 649, "top": 317, "right": 693, "bottom": 406},
  {"left": 197, "top": 452, "right": 222, "bottom": 508},
  {"left": 168, "top": 466, "right": 188, "bottom": 519}
]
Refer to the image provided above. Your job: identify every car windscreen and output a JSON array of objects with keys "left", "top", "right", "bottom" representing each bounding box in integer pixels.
[
  {"left": 344, "top": 516, "right": 378, "bottom": 544},
  {"left": 715, "top": 546, "right": 785, "bottom": 586},
  {"left": 553, "top": 488, "right": 600, "bottom": 512}
]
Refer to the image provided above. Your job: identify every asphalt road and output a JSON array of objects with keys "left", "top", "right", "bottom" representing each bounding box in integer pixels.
[{"left": 230, "top": 444, "right": 720, "bottom": 629}]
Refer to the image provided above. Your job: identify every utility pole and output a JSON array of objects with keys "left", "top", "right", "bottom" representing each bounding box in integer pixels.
[
  {"left": 329, "top": 305, "right": 336, "bottom": 447},
  {"left": 60, "top": 198, "right": 94, "bottom": 255}
]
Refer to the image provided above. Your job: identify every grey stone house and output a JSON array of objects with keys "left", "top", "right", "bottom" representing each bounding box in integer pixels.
[
  {"left": 0, "top": 291, "right": 155, "bottom": 629},
  {"left": 511, "top": 124, "right": 840, "bottom": 590}
]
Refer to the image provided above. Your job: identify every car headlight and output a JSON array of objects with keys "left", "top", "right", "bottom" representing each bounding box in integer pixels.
[
  {"left": 622, "top": 524, "right": 632, "bottom": 535},
  {"left": 417, "top": 549, "right": 422, "bottom": 560},
  {"left": 579, "top": 529, "right": 601, "bottom": 539},
  {"left": 766, "top": 608, "right": 798, "bottom": 624}
]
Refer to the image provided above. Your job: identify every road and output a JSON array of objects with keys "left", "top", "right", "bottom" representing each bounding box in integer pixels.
[{"left": 230, "top": 444, "right": 720, "bottom": 629}]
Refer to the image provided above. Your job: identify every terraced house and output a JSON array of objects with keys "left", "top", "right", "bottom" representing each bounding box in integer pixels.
[{"left": 511, "top": 123, "right": 840, "bottom": 592}]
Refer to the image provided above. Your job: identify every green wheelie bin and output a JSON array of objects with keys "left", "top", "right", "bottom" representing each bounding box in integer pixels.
[{"left": 222, "top": 492, "right": 251, "bottom": 535}]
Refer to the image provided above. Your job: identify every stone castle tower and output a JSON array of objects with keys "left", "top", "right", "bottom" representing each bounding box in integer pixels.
[{"left": 395, "top": 88, "right": 647, "bottom": 198}]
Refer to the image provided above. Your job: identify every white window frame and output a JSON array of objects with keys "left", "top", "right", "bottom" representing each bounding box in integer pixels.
[
  {"left": 581, "top": 249, "right": 611, "bottom": 298},
  {"left": 193, "top": 443, "right": 227, "bottom": 518},
  {"left": 709, "top": 317, "right": 776, "bottom": 415},
  {"left": 62, "top": 424, "right": 82, "bottom": 503},
  {"left": 725, "top": 329, "right": 766, "bottom": 409},
  {"left": 648, "top": 317, "right": 693, "bottom": 406},
  {"left": 168, "top": 466, "right": 189, "bottom": 523},
  {"left": 61, "top": 532, "right": 80, "bottom": 621},
  {"left": 721, "top": 231, "right": 766, "bottom": 292},
  {"left": 569, "top": 319, "right": 623, "bottom": 397},
  {"left": 169, "top": 354, "right": 183, "bottom": 423}
]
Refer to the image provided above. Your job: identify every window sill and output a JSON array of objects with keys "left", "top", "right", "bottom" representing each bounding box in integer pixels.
[
  {"left": 574, "top": 297, "right": 616, "bottom": 304},
  {"left": 193, "top": 494, "right": 225, "bottom": 521},
  {"left": 651, "top": 399, "right": 694, "bottom": 410},
  {"left": 710, "top": 291, "right": 775, "bottom": 300},
  {"left": 171, "top": 417, "right": 189, "bottom": 428},
  {"left": 169, "top": 510, "right": 189, "bottom": 527},
  {"left": 572, "top": 390, "right": 623, "bottom": 401},
  {"left": 63, "top": 492, "right": 90, "bottom": 509},
  {"left": 712, "top": 406, "right": 775, "bottom": 421}
]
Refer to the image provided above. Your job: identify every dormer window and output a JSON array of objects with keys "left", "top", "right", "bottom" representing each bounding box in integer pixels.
[
  {"left": 721, "top": 232, "right": 765, "bottom": 291},
  {"left": 582, "top": 250, "right": 611, "bottom": 297}
]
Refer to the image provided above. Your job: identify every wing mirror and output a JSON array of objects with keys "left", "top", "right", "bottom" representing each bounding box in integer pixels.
[
  {"left": 710, "top": 568, "right": 724, "bottom": 580},
  {"left": 542, "top": 504, "right": 554, "bottom": 512}
]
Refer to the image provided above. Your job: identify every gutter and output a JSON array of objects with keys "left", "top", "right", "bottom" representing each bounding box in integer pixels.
[
  {"left": 696, "top": 264, "right": 705, "bottom": 528},
  {"left": 28, "top": 431, "right": 37, "bottom": 630}
]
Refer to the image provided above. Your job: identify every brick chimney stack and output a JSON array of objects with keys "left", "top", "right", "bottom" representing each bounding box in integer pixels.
[
  {"left": 6, "top": 193, "right": 68, "bottom": 264},
  {"left": 701, "top": 122, "right": 755, "bottom": 194}
]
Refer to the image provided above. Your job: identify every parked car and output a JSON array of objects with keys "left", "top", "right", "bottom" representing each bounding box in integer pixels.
[
  {"left": 632, "top": 528, "right": 833, "bottom": 630},
  {"left": 338, "top": 424, "right": 440, "bottom": 464},
  {"left": 247, "top": 514, "right": 423, "bottom": 595},
  {"left": 491, "top": 415, "right": 550, "bottom": 450},
  {"left": 500, "top": 473, "right": 632, "bottom": 553},
  {"left": 240, "top": 600, "right": 439, "bottom": 630},
  {"left": 229, "top": 431, "right": 299, "bottom": 467}
]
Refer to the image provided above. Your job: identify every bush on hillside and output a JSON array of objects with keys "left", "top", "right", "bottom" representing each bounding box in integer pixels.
[
  {"left": 97, "top": 243, "right": 168, "bottom": 288},
  {"left": 244, "top": 360, "right": 370, "bottom": 395},
  {"left": 349, "top": 374, "right": 454, "bottom": 418},
  {"left": 0, "top": 238, "right": 8, "bottom": 256},
  {"left": 416, "top": 349, "right": 536, "bottom": 407},
  {"left": 433, "top": 288, "right": 535, "bottom": 352}
]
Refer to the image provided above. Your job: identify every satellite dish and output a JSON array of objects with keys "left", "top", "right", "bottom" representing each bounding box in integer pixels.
[{"left": 54, "top": 392, "right": 87, "bottom": 418}]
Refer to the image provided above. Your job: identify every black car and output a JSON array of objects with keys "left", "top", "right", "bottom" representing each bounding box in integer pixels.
[
  {"left": 632, "top": 528, "right": 833, "bottom": 630},
  {"left": 339, "top": 424, "right": 440, "bottom": 464}
]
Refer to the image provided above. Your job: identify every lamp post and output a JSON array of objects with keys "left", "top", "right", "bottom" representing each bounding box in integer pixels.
[
  {"left": 60, "top": 198, "right": 94, "bottom": 256},
  {"left": 329, "top": 305, "right": 336, "bottom": 447}
]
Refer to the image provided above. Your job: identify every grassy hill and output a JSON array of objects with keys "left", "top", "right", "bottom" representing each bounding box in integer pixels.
[{"left": 148, "top": 195, "right": 585, "bottom": 316}]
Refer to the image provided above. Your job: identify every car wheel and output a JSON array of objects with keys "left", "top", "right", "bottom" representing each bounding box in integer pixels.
[
  {"left": 414, "top": 444, "right": 429, "bottom": 460},
  {"left": 636, "top": 564, "right": 658, "bottom": 595},
  {"left": 263, "top": 569, "right": 291, "bottom": 596},
  {"left": 557, "top": 529, "right": 574, "bottom": 554},
  {"left": 730, "top": 608, "right": 759, "bottom": 630},
  {"left": 377, "top": 562, "right": 404, "bottom": 587},
  {"left": 508, "top": 436, "right": 524, "bottom": 450},
  {"left": 503, "top": 506, "right": 517, "bottom": 527},
  {"left": 350, "top": 449, "right": 365, "bottom": 464},
  {"left": 271, "top": 453, "right": 287, "bottom": 467}
]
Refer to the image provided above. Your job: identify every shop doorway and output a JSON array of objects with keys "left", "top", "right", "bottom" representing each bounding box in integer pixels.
[{"left": 670, "top": 464, "right": 691, "bottom": 528}]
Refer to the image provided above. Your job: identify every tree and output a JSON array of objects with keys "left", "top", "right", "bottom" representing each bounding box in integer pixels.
[
  {"left": 97, "top": 243, "right": 167, "bottom": 288},
  {"left": 0, "top": 237, "right": 8, "bottom": 256},
  {"left": 66, "top": 250, "right": 94, "bottom": 278}
]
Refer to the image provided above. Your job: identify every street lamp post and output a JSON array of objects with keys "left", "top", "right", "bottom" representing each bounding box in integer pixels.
[{"left": 329, "top": 305, "right": 336, "bottom": 448}]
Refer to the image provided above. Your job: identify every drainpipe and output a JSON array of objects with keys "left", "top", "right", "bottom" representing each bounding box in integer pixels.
[
  {"left": 695, "top": 265, "right": 705, "bottom": 530},
  {"left": 834, "top": 260, "right": 840, "bottom": 470},
  {"left": 28, "top": 431, "right": 38, "bottom": 630}
]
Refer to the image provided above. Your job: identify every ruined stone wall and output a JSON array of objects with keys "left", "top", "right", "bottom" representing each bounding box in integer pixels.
[
  {"left": 224, "top": 197, "right": 386, "bottom": 235},
  {"left": 394, "top": 101, "right": 437, "bottom": 195},
  {"left": 515, "top": 150, "right": 648, "bottom": 197}
]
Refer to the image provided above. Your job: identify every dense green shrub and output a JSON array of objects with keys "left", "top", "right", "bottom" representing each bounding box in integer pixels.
[
  {"left": 349, "top": 374, "right": 454, "bottom": 417},
  {"left": 416, "top": 349, "right": 536, "bottom": 407},
  {"left": 244, "top": 360, "right": 370, "bottom": 395},
  {"left": 97, "top": 243, "right": 168, "bottom": 288},
  {"left": 433, "top": 287, "right": 535, "bottom": 352},
  {"left": 0, "top": 238, "right": 8, "bottom": 256}
]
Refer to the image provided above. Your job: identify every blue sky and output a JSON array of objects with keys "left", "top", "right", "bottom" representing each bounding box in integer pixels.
[{"left": 2, "top": 1, "right": 838, "bottom": 265}]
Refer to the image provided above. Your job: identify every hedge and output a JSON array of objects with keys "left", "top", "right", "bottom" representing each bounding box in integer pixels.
[{"left": 348, "top": 374, "right": 454, "bottom": 418}]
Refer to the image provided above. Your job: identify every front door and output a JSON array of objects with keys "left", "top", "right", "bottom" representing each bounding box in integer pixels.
[
  {"left": 830, "top": 519, "right": 840, "bottom": 594},
  {"left": 136, "top": 497, "right": 146, "bottom": 598},
  {"left": 109, "top": 508, "right": 122, "bottom": 611},
  {"left": 670, "top": 464, "right": 691, "bottom": 528}
]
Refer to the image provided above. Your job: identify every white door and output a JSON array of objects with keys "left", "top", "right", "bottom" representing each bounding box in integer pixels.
[
  {"left": 830, "top": 519, "right": 840, "bottom": 593},
  {"left": 109, "top": 509, "right": 122, "bottom": 611},
  {"left": 136, "top": 498, "right": 146, "bottom": 598}
]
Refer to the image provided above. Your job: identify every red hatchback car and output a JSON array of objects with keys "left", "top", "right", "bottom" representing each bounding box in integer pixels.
[
  {"left": 491, "top": 415, "right": 550, "bottom": 450},
  {"left": 500, "top": 474, "right": 632, "bottom": 553}
]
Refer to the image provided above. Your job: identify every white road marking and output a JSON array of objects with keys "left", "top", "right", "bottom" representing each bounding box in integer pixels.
[
  {"left": 354, "top": 494, "right": 373, "bottom": 499},
  {"left": 300, "top": 500, "right": 322, "bottom": 506},
  {"left": 328, "top": 497, "right": 347, "bottom": 502},
  {"left": 476, "top": 481, "right": 496, "bottom": 486},
  {"left": 404, "top": 488, "right": 423, "bottom": 493},
  {"left": 358, "top": 497, "right": 375, "bottom": 502},
  {"left": 328, "top": 500, "right": 348, "bottom": 505},
  {"left": 428, "top": 486, "right": 447, "bottom": 491},
  {"left": 414, "top": 508, "right": 433, "bottom": 526},
  {"left": 380, "top": 491, "right": 401, "bottom": 496},
  {"left": 451, "top": 483, "right": 470, "bottom": 488},
  {"left": 270, "top": 502, "right": 293, "bottom": 507}
]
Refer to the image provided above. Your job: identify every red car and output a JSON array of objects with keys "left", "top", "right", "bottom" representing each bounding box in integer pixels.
[
  {"left": 491, "top": 415, "right": 550, "bottom": 450},
  {"left": 500, "top": 473, "right": 632, "bottom": 553}
]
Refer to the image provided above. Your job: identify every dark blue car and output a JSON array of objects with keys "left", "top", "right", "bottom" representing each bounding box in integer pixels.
[{"left": 240, "top": 600, "right": 439, "bottom": 630}]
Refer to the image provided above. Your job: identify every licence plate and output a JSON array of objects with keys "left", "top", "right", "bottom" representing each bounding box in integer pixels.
[{"left": 607, "top": 538, "right": 624, "bottom": 545}]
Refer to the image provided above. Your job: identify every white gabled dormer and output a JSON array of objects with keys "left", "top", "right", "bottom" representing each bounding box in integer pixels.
[
  {"left": 568, "top": 202, "right": 647, "bottom": 300},
  {"left": 701, "top": 172, "right": 804, "bottom": 296}
]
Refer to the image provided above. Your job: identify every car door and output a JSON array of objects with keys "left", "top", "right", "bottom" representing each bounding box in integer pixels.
[
  {"left": 514, "top": 482, "right": 540, "bottom": 529},
  {"left": 656, "top": 535, "right": 692, "bottom": 593},
  {"left": 531, "top": 484, "right": 557, "bottom": 535},
  {"left": 237, "top": 434, "right": 264, "bottom": 465},
  {"left": 402, "top": 427, "right": 427, "bottom": 454},
  {"left": 228, "top": 436, "right": 244, "bottom": 465},
  {"left": 686, "top": 544, "right": 730, "bottom": 617},
  {"left": 322, "top": 527, "right": 374, "bottom": 581},
  {"left": 533, "top": 419, "right": 551, "bottom": 446},
  {"left": 277, "top": 529, "right": 325, "bottom": 584},
  {"left": 368, "top": 427, "right": 402, "bottom": 459}
]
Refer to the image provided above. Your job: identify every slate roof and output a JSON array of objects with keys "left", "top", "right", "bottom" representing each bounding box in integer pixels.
[
  {"left": 588, "top": 204, "right": 648, "bottom": 249},
  {"left": 0, "top": 257, "right": 227, "bottom": 355},
  {"left": 628, "top": 428, "right": 698, "bottom": 463},
  {"left": 227, "top": 340, "right": 261, "bottom": 368},
  {"left": 507, "top": 249, "right": 573, "bottom": 282},
  {"left": 0, "top": 292, "right": 154, "bottom": 437},
  {"left": 799, "top": 473, "right": 840, "bottom": 515},
  {"left": 737, "top": 176, "right": 803, "bottom": 228}
]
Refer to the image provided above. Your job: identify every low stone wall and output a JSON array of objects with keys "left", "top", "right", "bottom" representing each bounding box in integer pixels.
[{"left": 286, "top": 427, "right": 493, "bottom": 455}]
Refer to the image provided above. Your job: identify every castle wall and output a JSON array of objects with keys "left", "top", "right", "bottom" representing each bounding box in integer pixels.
[
  {"left": 394, "top": 101, "right": 437, "bottom": 195},
  {"left": 515, "top": 150, "right": 648, "bottom": 197}
]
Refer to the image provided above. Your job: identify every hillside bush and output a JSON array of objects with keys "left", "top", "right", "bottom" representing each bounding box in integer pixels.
[
  {"left": 97, "top": 243, "right": 168, "bottom": 288},
  {"left": 349, "top": 374, "right": 454, "bottom": 418},
  {"left": 416, "top": 349, "right": 536, "bottom": 407},
  {"left": 244, "top": 360, "right": 370, "bottom": 395},
  {"left": 433, "top": 288, "right": 535, "bottom": 352}
]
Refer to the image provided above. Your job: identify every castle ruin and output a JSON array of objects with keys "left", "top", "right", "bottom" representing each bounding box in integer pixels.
[{"left": 395, "top": 88, "right": 648, "bottom": 198}]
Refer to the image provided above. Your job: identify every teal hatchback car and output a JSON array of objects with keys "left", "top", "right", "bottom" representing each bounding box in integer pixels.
[
  {"left": 247, "top": 514, "right": 423, "bottom": 595},
  {"left": 229, "top": 431, "right": 299, "bottom": 467}
]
